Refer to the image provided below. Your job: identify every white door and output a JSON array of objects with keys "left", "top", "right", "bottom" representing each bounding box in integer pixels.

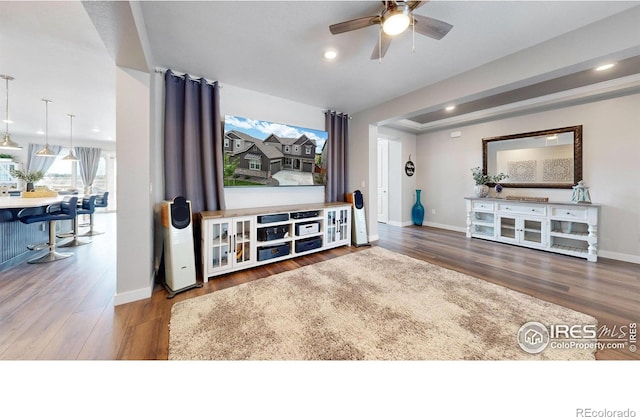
[{"left": 377, "top": 139, "right": 389, "bottom": 223}]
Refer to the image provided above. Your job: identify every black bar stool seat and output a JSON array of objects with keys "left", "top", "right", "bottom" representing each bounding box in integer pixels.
[
  {"left": 59, "top": 195, "right": 96, "bottom": 247},
  {"left": 18, "top": 197, "right": 78, "bottom": 264}
]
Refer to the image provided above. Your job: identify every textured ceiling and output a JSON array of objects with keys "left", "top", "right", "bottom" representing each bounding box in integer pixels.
[{"left": 1, "top": 1, "right": 639, "bottom": 145}]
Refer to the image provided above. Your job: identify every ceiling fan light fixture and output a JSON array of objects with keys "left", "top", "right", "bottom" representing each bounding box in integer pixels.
[{"left": 382, "top": 8, "right": 411, "bottom": 36}]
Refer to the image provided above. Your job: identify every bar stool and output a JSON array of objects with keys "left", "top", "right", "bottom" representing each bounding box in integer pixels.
[
  {"left": 81, "top": 191, "right": 108, "bottom": 236},
  {"left": 18, "top": 196, "right": 78, "bottom": 264},
  {"left": 59, "top": 195, "right": 96, "bottom": 247}
]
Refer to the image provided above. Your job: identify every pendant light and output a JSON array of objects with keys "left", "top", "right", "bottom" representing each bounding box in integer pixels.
[
  {"left": 0, "top": 74, "right": 23, "bottom": 150},
  {"left": 62, "top": 114, "right": 78, "bottom": 161},
  {"left": 35, "top": 99, "right": 57, "bottom": 157}
]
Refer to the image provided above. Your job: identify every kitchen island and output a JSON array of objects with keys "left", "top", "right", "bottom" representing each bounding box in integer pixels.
[{"left": 0, "top": 196, "right": 65, "bottom": 271}]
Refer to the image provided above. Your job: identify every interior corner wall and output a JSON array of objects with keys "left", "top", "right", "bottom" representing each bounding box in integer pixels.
[
  {"left": 219, "top": 84, "right": 327, "bottom": 209},
  {"left": 416, "top": 92, "right": 640, "bottom": 263},
  {"left": 114, "top": 66, "right": 154, "bottom": 305}
]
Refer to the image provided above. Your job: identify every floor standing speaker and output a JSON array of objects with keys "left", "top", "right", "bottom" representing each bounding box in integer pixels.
[
  {"left": 351, "top": 190, "right": 370, "bottom": 247},
  {"left": 161, "top": 196, "right": 201, "bottom": 297}
]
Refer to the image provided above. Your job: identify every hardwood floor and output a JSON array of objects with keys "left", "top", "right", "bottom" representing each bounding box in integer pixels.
[{"left": 0, "top": 215, "right": 637, "bottom": 360}]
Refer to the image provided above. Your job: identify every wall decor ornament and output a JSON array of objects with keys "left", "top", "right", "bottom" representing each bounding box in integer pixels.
[
  {"left": 411, "top": 189, "right": 424, "bottom": 226},
  {"left": 405, "top": 154, "right": 415, "bottom": 177}
]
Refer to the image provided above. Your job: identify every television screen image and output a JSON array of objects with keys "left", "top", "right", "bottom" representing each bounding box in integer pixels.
[{"left": 223, "top": 115, "right": 328, "bottom": 187}]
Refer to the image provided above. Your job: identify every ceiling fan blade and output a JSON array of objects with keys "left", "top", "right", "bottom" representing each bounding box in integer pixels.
[
  {"left": 370, "top": 32, "right": 393, "bottom": 60},
  {"left": 408, "top": 1, "right": 427, "bottom": 12},
  {"left": 330, "top": 15, "right": 380, "bottom": 35},
  {"left": 412, "top": 14, "right": 453, "bottom": 40}
]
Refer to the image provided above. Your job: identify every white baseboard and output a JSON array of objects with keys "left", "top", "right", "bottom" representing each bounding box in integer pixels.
[
  {"left": 113, "top": 272, "right": 155, "bottom": 306},
  {"left": 387, "top": 220, "right": 413, "bottom": 227},
  {"left": 422, "top": 222, "right": 466, "bottom": 234},
  {"left": 598, "top": 250, "right": 640, "bottom": 264}
]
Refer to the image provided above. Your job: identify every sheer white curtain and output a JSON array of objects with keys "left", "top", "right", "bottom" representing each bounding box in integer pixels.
[
  {"left": 27, "top": 143, "right": 62, "bottom": 173},
  {"left": 75, "top": 146, "right": 102, "bottom": 193}
]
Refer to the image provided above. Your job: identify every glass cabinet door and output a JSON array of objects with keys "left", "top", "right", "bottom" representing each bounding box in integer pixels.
[
  {"left": 325, "top": 207, "right": 350, "bottom": 246},
  {"left": 498, "top": 216, "right": 517, "bottom": 241},
  {"left": 234, "top": 217, "right": 254, "bottom": 266},
  {"left": 522, "top": 219, "right": 544, "bottom": 245},
  {"left": 208, "top": 220, "right": 231, "bottom": 274}
]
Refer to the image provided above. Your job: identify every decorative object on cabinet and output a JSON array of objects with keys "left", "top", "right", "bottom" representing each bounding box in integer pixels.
[
  {"left": 411, "top": 189, "right": 425, "bottom": 225},
  {"left": 471, "top": 167, "right": 508, "bottom": 198},
  {"left": 571, "top": 180, "right": 592, "bottom": 204},
  {"left": 465, "top": 197, "right": 598, "bottom": 261},
  {"left": 199, "top": 202, "right": 351, "bottom": 282},
  {"left": 482, "top": 125, "right": 582, "bottom": 188}
]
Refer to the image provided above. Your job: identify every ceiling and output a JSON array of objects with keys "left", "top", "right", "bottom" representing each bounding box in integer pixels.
[{"left": 1, "top": 1, "right": 639, "bottom": 146}]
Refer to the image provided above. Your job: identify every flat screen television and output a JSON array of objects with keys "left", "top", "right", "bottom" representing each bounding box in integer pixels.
[{"left": 223, "top": 115, "right": 328, "bottom": 187}]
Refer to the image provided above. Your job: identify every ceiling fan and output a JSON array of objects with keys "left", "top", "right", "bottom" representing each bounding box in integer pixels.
[{"left": 329, "top": 1, "right": 453, "bottom": 60}]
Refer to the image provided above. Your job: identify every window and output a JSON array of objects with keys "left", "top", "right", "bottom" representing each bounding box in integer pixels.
[
  {"left": 294, "top": 145, "right": 299, "bottom": 153},
  {"left": 284, "top": 145, "right": 290, "bottom": 153},
  {"left": 305, "top": 146, "right": 312, "bottom": 155},
  {"left": 41, "top": 149, "right": 107, "bottom": 191},
  {"left": 235, "top": 139, "right": 242, "bottom": 149},
  {"left": 224, "top": 138, "right": 229, "bottom": 148},
  {"left": 249, "top": 159, "right": 261, "bottom": 171}
]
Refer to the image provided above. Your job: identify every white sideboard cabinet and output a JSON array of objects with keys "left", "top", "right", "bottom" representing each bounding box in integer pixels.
[
  {"left": 199, "top": 202, "right": 352, "bottom": 281},
  {"left": 465, "top": 197, "right": 599, "bottom": 262}
]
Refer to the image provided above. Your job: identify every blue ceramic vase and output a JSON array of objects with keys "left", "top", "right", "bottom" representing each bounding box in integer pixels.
[{"left": 412, "top": 189, "right": 424, "bottom": 226}]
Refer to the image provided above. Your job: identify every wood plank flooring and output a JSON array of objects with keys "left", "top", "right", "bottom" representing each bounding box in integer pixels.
[{"left": 0, "top": 214, "right": 637, "bottom": 360}]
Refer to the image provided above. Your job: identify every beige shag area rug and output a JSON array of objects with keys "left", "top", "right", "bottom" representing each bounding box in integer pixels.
[{"left": 169, "top": 247, "right": 597, "bottom": 360}]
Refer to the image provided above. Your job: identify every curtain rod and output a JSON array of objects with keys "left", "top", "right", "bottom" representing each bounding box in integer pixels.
[
  {"left": 323, "top": 110, "right": 352, "bottom": 119},
  {"left": 155, "top": 67, "right": 222, "bottom": 87}
]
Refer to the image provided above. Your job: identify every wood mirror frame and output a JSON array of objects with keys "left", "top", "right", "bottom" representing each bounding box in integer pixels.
[{"left": 482, "top": 125, "right": 582, "bottom": 189}]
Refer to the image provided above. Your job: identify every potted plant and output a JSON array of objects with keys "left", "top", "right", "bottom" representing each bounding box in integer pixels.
[
  {"left": 11, "top": 169, "right": 44, "bottom": 192},
  {"left": 471, "top": 167, "right": 508, "bottom": 198}
]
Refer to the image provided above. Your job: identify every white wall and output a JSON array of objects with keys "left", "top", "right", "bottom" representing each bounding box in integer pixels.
[
  {"left": 114, "top": 67, "right": 154, "bottom": 305},
  {"left": 416, "top": 93, "right": 640, "bottom": 263}
]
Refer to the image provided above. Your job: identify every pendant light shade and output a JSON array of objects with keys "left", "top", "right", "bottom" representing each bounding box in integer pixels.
[
  {"left": 0, "top": 74, "right": 23, "bottom": 150},
  {"left": 62, "top": 114, "right": 78, "bottom": 161},
  {"left": 35, "top": 99, "right": 57, "bottom": 157}
]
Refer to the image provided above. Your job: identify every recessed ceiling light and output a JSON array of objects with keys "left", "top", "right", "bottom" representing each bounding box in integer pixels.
[
  {"left": 595, "top": 63, "right": 616, "bottom": 71},
  {"left": 323, "top": 49, "right": 338, "bottom": 60},
  {"left": 36, "top": 129, "right": 44, "bottom": 135},
  {"left": 92, "top": 128, "right": 101, "bottom": 132},
  {"left": 445, "top": 105, "right": 456, "bottom": 111}
]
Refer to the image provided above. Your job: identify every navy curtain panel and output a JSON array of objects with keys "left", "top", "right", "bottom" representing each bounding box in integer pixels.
[
  {"left": 324, "top": 111, "right": 349, "bottom": 202},
  {"left": 163, "top": 70, "right": 225, "bottom": 213}
]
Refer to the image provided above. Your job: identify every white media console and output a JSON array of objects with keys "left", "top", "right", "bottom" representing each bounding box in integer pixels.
[
  {"left": 198, "top": 202, "right": 351, "bottom": 281},
  {"left": 465, "top": 197, "right": 599, "bottom": 262}
]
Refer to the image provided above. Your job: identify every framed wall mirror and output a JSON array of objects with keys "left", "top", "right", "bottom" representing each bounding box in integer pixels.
[{"left": 482, "top": 125, "right": 582, "bottom": 188}]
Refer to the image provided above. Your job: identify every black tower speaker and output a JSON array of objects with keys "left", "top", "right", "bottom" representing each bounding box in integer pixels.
[{"left": 170, "top": 196, "right": 191, "bottom": 229}]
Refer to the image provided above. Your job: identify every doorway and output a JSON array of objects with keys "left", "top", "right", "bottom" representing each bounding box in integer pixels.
[{"left": 377, "top": 139, "right": 389, "bottom": 223}]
